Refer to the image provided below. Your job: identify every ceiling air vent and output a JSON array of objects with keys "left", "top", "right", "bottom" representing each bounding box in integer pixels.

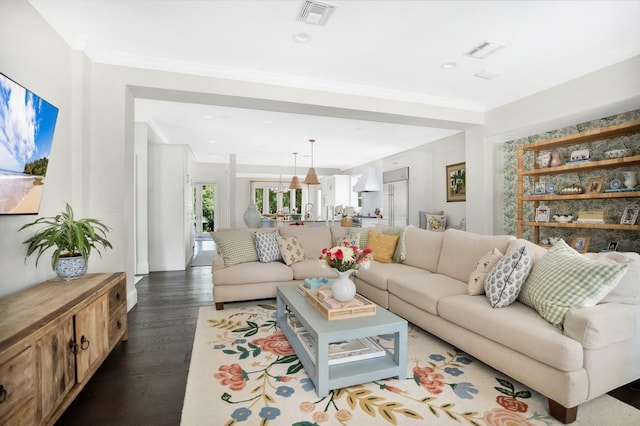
[
  {"left": 464, "top": 41, "right": 505, "bottom": 59},
  {"left": 297, "top": 0, "right": 336, "bottom": 25}
]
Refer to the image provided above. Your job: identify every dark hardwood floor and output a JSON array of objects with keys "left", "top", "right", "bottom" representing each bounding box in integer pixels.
[{"left": 56, "top": 241, "right": 640, "bottom": 425}]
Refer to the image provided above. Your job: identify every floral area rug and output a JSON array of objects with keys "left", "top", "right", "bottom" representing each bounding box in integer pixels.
[{"left": 181, "top": 302, "right": 640, "bottom": 426}]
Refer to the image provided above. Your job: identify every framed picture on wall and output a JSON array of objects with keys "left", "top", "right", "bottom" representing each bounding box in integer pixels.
[{"left": 446, "top": 162, "right": 466, "bottom": 202}]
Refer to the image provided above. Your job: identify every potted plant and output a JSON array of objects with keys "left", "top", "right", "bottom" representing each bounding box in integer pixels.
[{"left": 20, "top": 202, "right": 113, "bottom": 280}]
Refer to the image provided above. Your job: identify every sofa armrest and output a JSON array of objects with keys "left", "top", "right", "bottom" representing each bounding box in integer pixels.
[
  {"left": 212, "top": 251, "right": 225, "bottom": 272},
  {"left": 563, "top": 303, "right": 638, "bottom": 349}
]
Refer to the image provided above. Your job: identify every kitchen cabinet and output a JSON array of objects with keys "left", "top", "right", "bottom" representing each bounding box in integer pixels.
[
  {"left": 517, "top": 119, "right": 640, "bottom": 247},
  {"left": 0, "top": 273, "right": 127, "bottom": 425},
  {"left": 321, "top": 175, "right": 353, "bottom": 219}
]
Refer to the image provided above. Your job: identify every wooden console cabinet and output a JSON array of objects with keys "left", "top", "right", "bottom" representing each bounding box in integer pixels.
[{"left": 0, "top": 273, "right": 127, "bottom": 425}]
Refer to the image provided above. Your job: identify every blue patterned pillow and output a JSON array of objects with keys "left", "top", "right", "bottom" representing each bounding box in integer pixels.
[
  {"left": 484, "top": 247, "right": 532, "bottom": 308},
  {"left": 254, "top": 231, "right": 282, "bottom": 263}
]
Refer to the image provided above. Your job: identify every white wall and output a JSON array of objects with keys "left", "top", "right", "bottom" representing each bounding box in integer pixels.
[{"left": 0, "top": 1, "right": 75, "bottom": 297}]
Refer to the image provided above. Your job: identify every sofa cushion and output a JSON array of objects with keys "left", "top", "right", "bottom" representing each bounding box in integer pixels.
[
  {"left": 583, "top": 251, "right": 640, "bottom": 305},
  {"left": 212, "top": 261, "right": 293, "bottom": 285},
  {"left": 277, "top": 236, "right": 306, "bottom": 266},
  {"left": 354, "top": 262, "right": 426, "bottom": 291},
  {"left": 426, "top": 214, "right": 446, "bottom": 232},
  {"left": 279, "top": 226, "right": 332, "bottom": 259},
  {"left": 468, "top": 248, "right": 504, "bottom": 296},
  {"left": 519, "top": 240, "right": 628, "bottom": 328},
  {"left": 290, "top": 259, "right": 338, "bottom": 280},
  {"left": 402, "top": 226, "right": 444, "bottom": 272},
  {"left": 254, "top": 231, "right": 282, "bottom": 263},
  {"left": 506, "top": 238, "right": 548, "bottom": 264},
  {"left": 437, "top": 229, "right": 515, "bottom": 282},
  {"left": 484, "top": 247, "right": 532, "bottom": 308},
  {"left": 367, "top": 231, "right": 399, "bottom": 263},
  {"left": 438, "top": 295, "right": 584, "bottom": 372},
  {"left": 212, "top": 229, "right": 259, "bottom": 266},
  {"left": 388, "top": 273, "right": 467, "bottom": 316}
]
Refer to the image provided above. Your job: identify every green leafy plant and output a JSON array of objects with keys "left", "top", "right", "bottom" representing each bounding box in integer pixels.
[{"left": 20, "top": 202, "right": 112, "bottom": 270}]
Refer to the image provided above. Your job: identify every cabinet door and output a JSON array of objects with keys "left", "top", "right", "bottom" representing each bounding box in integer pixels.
[
  {"left": 0, "top": 348, "right": 35, "bottom": 425},
  {"left": 75, "top": 296, "right": 109, "bottom": 383},
  {"left": 37, "top": 318, "right": 75, "bottom": 423}
]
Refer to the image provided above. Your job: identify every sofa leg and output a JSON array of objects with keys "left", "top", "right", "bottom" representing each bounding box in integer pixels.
[
  {"left": 548, "top": 399, "right": 578, "bottom": 424},
  {"left": 215, "top": 302, "right": 224, "bottom": 310}
]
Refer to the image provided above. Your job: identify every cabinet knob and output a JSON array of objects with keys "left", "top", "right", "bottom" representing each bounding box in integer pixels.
[
  {"left": 116, "top": 291, "right": 121, "bottom": 301},
  {"left": 0, "top": 384, "right": 7, "bottom": 403},
  {"left": 69, "top": 339, "right": 79, "bottom": 353},
  {"left": 116, "top": 320, "right": 122, "bottom": 329},
  {"left": 80, "top": 335, "right": 90, "bottom": 350}
]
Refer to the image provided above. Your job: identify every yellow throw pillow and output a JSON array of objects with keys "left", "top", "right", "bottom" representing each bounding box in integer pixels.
[{"left": 367, "top": 231, "right": 399, "bottom": 263}]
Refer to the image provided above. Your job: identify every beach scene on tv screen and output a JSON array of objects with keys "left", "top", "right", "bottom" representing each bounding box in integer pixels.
[{"left": 0, "top": 74, "right": 58, "bottom": 214}]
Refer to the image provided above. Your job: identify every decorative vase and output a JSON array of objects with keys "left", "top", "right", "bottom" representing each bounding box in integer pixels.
[
  {"left": 550, "top": 152, "right": 563, "bottom": 167},
  {"left": 340, "top": 218, "right": 353, "bottom": 227},
  {"left": 55, "top": 256, "right": 87, "bottom": 280},
  {"left": 536, "top": 151, "right": 551, "bottom": 169},
  {"left": 243, "top": 202, "right": 261, "bottom": 228},
  {"left": 623, "top": 171, "right": 637, "bottom": 189},
  {"left": 331, "top": 269, "right": 356, "bottom": 302}
]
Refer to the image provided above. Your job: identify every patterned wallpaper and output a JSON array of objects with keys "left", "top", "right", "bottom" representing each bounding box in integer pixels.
[{"left": 502, "top": 109, "right": 640, "bottom": 253}]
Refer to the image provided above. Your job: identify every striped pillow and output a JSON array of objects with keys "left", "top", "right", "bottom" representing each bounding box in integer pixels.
[
  {"left": 519, "top": 240, "right": 628, "bottom": 328},
  {"left": 212, "top": 229, "right": 259, "bottom": 266}
]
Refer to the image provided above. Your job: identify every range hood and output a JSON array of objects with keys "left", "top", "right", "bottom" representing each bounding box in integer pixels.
[{"left": 353, "top": 168, "right": 380, "bottom": 192}]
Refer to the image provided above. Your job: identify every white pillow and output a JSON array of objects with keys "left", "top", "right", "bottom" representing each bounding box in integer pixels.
[
  {"left": 468, "top": 248, "right": 503, "bottom": 296},
  {"left": 484, "top": 247, "right": 532, "bottom": 308}
]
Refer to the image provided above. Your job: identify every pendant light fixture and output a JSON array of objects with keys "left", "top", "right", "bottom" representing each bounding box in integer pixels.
[
  {"left": 303, "top": 139, "right": 320, "bottom": 185},
  {"left": 272, "top": 174, "right": 288, "bottom": 194},
  {"left": 289, "top": 152, "right": 302, "bottom": 189}
]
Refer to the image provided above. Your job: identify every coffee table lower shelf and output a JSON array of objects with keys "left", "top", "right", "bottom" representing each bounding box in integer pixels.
[{"left": 276, "top": 285, "right": 407, "bottom": 397}]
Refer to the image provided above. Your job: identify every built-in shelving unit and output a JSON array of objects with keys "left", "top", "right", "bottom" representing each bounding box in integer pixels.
[{"left": 517, "top": 120, "right": 640, "bottom": 246}]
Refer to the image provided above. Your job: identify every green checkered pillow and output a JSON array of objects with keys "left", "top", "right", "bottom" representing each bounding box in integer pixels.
[
  {"left": 519, "top": 239, "right": 628, "bottom": 328},
  {"left": 212, "top": 229, "right": 259, "bottom": 266}
]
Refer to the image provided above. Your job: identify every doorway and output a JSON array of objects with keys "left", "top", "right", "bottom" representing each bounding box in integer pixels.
[{"left": 194, "top": 182, "right": 215, "bottom": 237}]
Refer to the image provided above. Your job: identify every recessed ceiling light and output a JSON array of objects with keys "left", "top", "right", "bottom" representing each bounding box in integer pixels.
[
  {"left": 209, "top": 140, "right": 217, "bottom": 144},
  {"left": 293, "top": 32, "right": 312, "bottom": 43},
  {"left": 203, "top": 115, "right": 213, "bottom": 119},
  {"left": 264, "top": 120, "right": 273, "bottom": 125},
  {"left": 464, "top": 41, "right": 505, "bottom": 59},
  {"left": 440, "top": 61, "right": 458, "bottom": 69}
]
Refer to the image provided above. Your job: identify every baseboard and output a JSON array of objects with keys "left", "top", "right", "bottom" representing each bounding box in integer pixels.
[{"left": 127, "top": 287, "right": 138, "bottom": 312}]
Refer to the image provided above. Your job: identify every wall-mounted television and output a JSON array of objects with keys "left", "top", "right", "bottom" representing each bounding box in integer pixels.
[{"left": 0, "top": 72, "right": 58, "bottom": 214}]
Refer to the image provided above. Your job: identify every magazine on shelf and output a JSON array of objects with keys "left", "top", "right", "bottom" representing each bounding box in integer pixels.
[
  {"left": 297, "top": 332, "right": 385, "bottom": 365},
  {"left": 286, "top": 313, "right": 306, "bottom": 333}
]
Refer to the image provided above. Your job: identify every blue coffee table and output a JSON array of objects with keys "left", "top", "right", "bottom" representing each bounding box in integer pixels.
[{"left": 276, "top": 285, "right": 408, "bottom": 397}]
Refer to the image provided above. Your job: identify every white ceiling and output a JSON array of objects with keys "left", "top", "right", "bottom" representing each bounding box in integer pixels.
[{"left": 29, "top": 0, "right": 640, "bottom": 170}]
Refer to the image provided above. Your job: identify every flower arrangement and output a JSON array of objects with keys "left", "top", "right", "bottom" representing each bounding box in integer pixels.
[
  {"left": 319, "top": 241, "right": 373, "bottom": 272},
  {"left": 334, "top": 205, "right": 355, "bottom": 219}
]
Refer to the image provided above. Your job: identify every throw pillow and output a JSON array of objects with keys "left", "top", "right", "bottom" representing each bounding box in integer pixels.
[
  {"left": 419, "top": 210, "right": 444, "bottom": 230},
  {"left": 484, "top": 246, "right": 532, "bottom": 308},
  {"left": 254, "top": 231, "right": 282, "bottom": 263},
  {"left": 276, "top": 235, "right": 306, "bottom": 266},
  {"left": 211, "top": 229, "right": 259, "bottom": 267},
  {"left": 426, "top": 214, "right": 447, "bottom": 232},
  {"left": 341, "top": 230, "right": 361, "bottom": 248},
  {"left": 367, "top": 231, "right": 399, "bottom": 263},
  {"left": 468, "top": 248, "right": 504, "bottom": 296},
  {"left": 518, "top": 239, "right": 628, "bottom": 328}
]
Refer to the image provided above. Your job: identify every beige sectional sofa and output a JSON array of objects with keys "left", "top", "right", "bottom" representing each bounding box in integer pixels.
[{"left": 210, "top": 225, "right": 640, "bottom": 423}]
